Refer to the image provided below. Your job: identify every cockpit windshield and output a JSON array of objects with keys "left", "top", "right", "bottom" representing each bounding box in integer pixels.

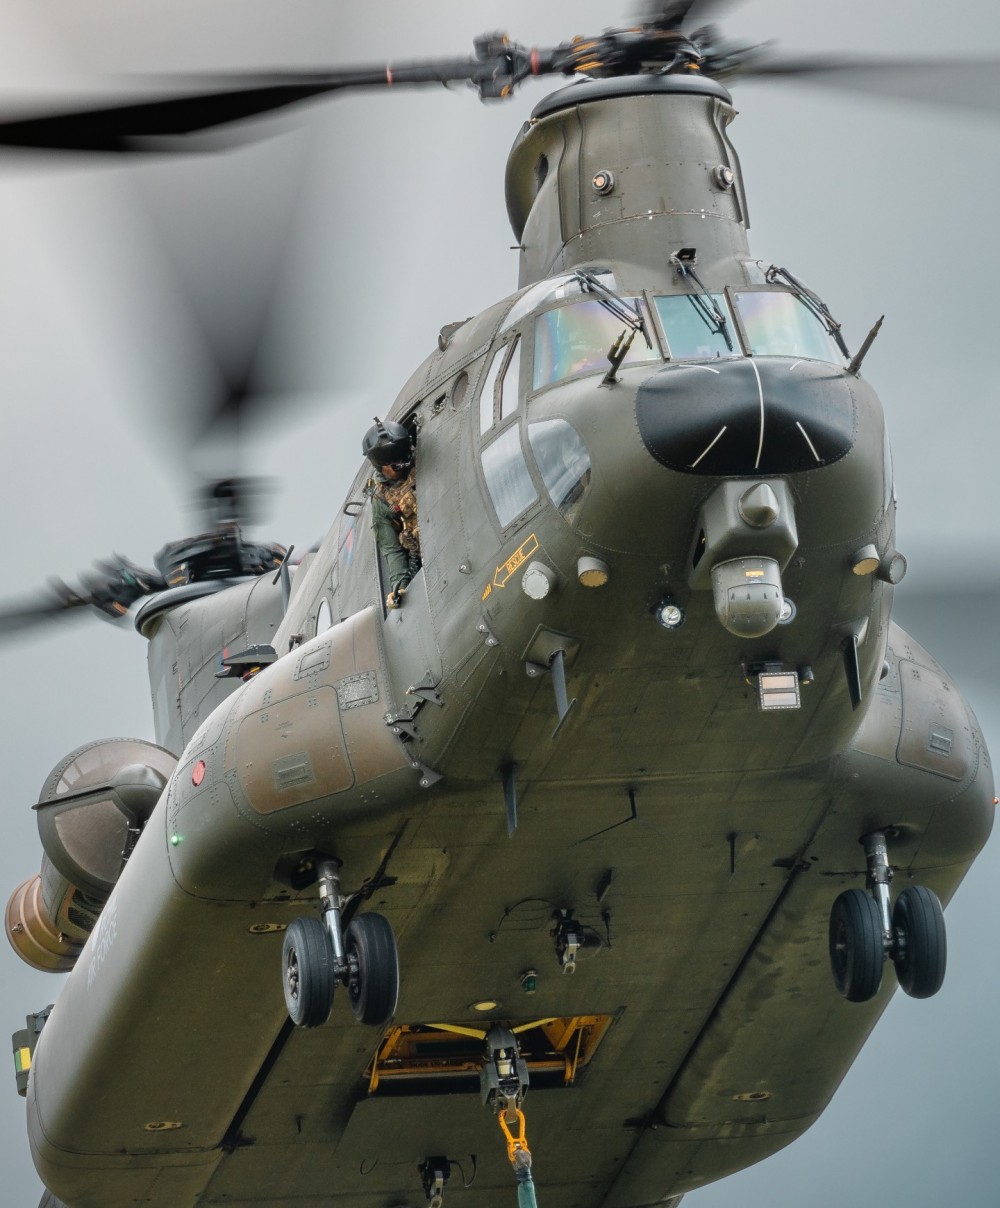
[
  {"left": 654, "top": 293, "right": 737, "bottom": 360},
  {"left": 732, "top": 290, "right": 845, "bottom": 363},
  {"left": 532, "top": 298, "right": 658, "bottom": 390},
  {"left": 652, "top": 289, "right": 846, "bottom": 366},
  {"left": 502, "top": 270, "right": 617, "bottom": 335}
]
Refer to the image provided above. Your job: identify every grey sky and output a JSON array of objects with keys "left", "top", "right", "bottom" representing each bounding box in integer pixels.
[{"left": 0, "top": 2, "right": 997, "bottom": 1205}]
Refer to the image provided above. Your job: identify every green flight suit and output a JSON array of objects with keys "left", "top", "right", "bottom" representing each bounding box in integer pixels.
[{"left": 371, "top": 466, "right": 420, "bottom": 591}]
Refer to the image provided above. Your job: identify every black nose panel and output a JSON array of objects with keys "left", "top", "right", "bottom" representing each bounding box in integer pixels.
[{"left": 635, "top": 358, "right": 856, "bottom": 475}]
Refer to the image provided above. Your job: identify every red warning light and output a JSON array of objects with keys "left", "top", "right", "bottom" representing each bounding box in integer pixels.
[{"left": 192, "top": 760, "right": 206, "bottom": 787}]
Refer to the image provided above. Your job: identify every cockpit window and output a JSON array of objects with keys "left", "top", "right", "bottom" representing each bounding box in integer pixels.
[
  {"left": 502, "top": 270, "right": 617, "bottom": 334},
  {"left": 532, "top": 298, "right": 658, "bottom": 390},
  {"left": 479, "top": 338, "right": 521, "bottom": 434},
  {"left": 654, "top": 294, "right": 738, "bottom": 360},
  {"left": 732, "top": 290, "right": 845, "bottom": 363},
  {"left": 481, "top": 423, "right": 538, "bottom": 527},
  {"left": 499, "top": 339, "right": 521, "bottom": 423},
  {"left": 316, "top": 597, "right": 333, "bottom": 634},
  {"left": 479, "top": 347, "right": 505, "bottom": 434},
  {"left": 528, "top": 420, "right": 591, "bottom": 521}
]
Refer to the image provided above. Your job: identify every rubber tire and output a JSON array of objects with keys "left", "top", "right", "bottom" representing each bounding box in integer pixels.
[
  {"left": 345, "top": 912, "right": 400, "bottom": 1026},
  {"left": 282, "top": 916, "right": 336, "bottom": 1028},
  {"left": 829, "top": 888, "right": 885, "bottom": 1002},
  {"left": 892, "top": 884, "right": 947, "bottom": 998}
]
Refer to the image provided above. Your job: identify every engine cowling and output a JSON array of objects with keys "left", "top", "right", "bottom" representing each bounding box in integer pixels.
[{"left": 5, "top": 738, "right": 176, "bottom": 972}]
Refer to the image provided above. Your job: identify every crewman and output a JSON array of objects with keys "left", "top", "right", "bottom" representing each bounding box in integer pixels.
[{"left": 362, "top": 417, "right": 421, "bottom": 610}]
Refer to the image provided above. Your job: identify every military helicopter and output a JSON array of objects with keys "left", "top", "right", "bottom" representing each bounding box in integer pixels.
[{"left": 0, "top": 2, "right": 997, "bottom": 1207}]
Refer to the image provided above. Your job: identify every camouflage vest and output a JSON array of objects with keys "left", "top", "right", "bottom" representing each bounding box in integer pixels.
[{"left": 375, "top": 467, "right": 420, "bottom": 554}]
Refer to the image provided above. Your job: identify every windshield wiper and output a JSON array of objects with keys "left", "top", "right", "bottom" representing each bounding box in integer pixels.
[
  {"left": 668, "top": 254, "right": 734, "bottom": 352},
  {"left": 574, "top": 269, "right": 653, "bottom": 385},
  {"left": 765, "top": 265, "right": 850, "bottom": 358},
  {"left": 574, "top": 270, "right": 652, "bottom": 347}
]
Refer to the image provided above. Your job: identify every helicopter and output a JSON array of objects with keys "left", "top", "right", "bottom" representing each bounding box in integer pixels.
[{"left": 1, "top": 2, "right": 998, "bottom": 1207}]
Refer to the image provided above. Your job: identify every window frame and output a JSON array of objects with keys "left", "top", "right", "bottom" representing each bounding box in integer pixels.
[
  {"left": 650, "top": 289, "right": 745, "bottom": 361},
  {"left": 479, "top": 417, "right": 541, "bottom": 532},
  {"left": 725, "top": 285, "right": 846, "bottom": 365},
  {"left": 478, "top": 335, "right": 522, "bottom": 435}
]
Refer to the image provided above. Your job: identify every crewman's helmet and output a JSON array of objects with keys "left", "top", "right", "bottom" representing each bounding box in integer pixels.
[{"left": 362, "top": 417, "right": 413, "bottom": 470}]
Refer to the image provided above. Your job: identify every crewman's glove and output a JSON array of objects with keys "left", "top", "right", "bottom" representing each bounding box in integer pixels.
[{"left": 386, "top": 585, "right": 407, "bottom": 610}]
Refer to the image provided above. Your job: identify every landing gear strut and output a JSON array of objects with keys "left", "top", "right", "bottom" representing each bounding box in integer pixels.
[
  {"left": 829, "top": 831, "right": 946, "bottom": 1003},
  {"left": 282, "top": 859, "right": 400, "bottom": 1028}
]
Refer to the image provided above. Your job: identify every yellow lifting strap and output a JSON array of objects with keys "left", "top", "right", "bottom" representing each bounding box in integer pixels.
[{"left": 498, "top": 1108, "right": 529, "bottom": 1164}]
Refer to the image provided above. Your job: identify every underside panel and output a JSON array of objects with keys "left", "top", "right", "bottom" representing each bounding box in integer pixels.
[{"left": 191, "top": 755, "right": 986, "bottom": 1208}]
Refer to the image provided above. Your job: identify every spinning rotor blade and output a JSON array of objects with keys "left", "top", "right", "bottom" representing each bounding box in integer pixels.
[
  {"left": 0, "top": 51, "right": 544, "bottom": 152},
  {"left": 0, "top": 559, "right": 164, "bottom": 640},
  {"left": 637, "top": 0, "right": 737, "bottom": 27},
  {"left": 0, "top": 586, "right": 91, "bottom": 639},
  {"left": 0, "top": 6, "right": 998, "bottom": 155},
  {"left": 197, "top": 476, "right": 278, "bottom": 532},
  {"left": 735, "top": 54, "right": 1000, "bottom": 112},
  {"left": 0, "top": 75, "right": 392, "bottom": 153}
]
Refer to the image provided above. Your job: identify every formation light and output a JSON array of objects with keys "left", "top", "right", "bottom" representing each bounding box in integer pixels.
[
  {"left": 592, "top": 169, "right": 615, "bottom": 194},
  {"left": 654, "top": 596, "right": 685, "bottom": 630},
  {"left": 577, "top": 556, "right": 610, "bottom": 587},
  {"left": 851, "top": 544, "right": 880, "bottom": 576}
]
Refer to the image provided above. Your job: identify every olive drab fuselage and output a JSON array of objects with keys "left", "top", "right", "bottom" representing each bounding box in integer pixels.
[{"left": 16, "top": 74, "right": 993, "bottom": 1208}]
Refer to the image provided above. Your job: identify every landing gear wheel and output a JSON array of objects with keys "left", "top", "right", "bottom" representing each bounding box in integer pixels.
[
  {"left": 830, "top": 888, "right": 885, "bottom": 1002},
  {"left": 345, "top": 912, "right": 399, "bottom": 1026},
  {"left": 282, "top": 916, "right": 336, "bottom": 1028},
  {"left": 892, "top": 885, "right": 947, "bottom": 998}
]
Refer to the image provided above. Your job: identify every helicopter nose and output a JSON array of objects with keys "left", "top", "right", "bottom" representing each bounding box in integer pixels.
[{"left": 635, "top": 358, "right": 856, "bottom": 477}]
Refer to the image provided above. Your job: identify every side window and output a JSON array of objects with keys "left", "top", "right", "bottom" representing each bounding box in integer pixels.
[
  {"left": 338, "top": 512, "right": 357, "bottom": 570},
  {"left": 482, "top": 423, "right": 537, "bottom": 527},
  {"left": 528, "top": 419, "right": 591, "bottom": 520},
  {"left": 451, "top": 370, "right": 470, "bottom": 411},
  {"left": 883, "top": 427, "right": 895, "bottom": 511},
  {"left": 479, "top": 337, "right": 521, "bottom": 433},
  {"left": 499, "top": 339, "right": 521, "bottom": 423}
]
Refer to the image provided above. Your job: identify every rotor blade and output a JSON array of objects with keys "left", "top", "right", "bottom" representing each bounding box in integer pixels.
[
  {"left": 0, "top": 607, "right": 70, "bottom": 640},
  {"left": 637, "top": 1, "right": 739, "bottom": 29},
  {"left": 0, "top": 77, "right": 376, "bottom": 153},
  {"left": 0, "top": 53, "right": 535, "bottom": 153},
  {"left": 197, "top": 477, "right": 278, "bottom": 530},
  {"left": 0, "top": 583, "right": 91, "bottom": 639},
  {"left": 737, "top": 54, "right": 1000, "bottom": 112}
]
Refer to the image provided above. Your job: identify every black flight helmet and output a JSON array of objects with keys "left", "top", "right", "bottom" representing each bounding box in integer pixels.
[{"left": 363, "top": 417, "right": 413, "bottom": 472}]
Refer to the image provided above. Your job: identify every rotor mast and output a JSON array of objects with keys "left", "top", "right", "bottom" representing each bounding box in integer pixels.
[{"left": 504, "top": 73, "right": 751, "bottom": 290}]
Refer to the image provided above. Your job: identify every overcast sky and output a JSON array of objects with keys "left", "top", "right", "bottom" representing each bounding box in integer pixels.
[{"left": 0, "top": 2, "right": 997, "bottom": 1206}]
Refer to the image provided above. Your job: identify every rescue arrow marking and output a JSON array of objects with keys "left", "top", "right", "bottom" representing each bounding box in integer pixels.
[{"left": 491, "top": 533, "right": 539, "bottom": 590}]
